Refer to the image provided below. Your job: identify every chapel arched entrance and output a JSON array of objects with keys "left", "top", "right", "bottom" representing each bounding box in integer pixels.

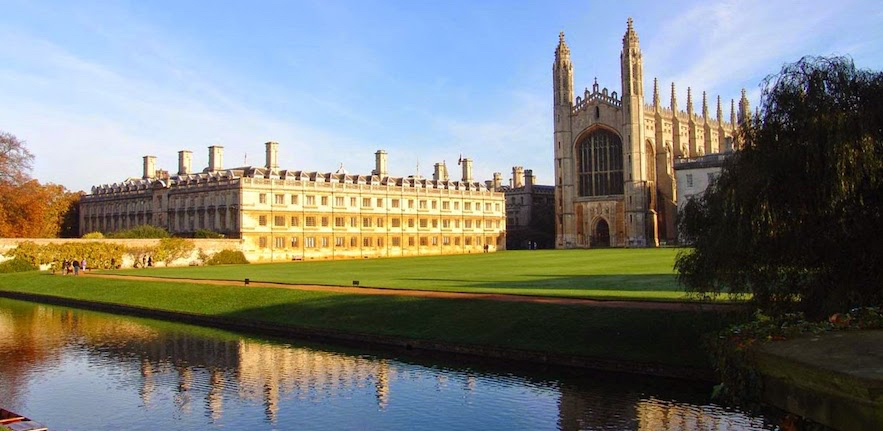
[{"left": 592, "top": 218, "right": 610, "bottom": 247}]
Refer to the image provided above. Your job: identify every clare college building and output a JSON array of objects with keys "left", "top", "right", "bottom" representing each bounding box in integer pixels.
[
  {"left": 79, "top": 143, "right": 506, "bottom": 261},
  {"left": 552, "top": 19, "right": 749, "bottom": 248}
]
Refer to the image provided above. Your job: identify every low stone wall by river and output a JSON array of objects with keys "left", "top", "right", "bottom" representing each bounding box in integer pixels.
[{"left": 0, "top": 238, "right": 243, "bottom": 269}]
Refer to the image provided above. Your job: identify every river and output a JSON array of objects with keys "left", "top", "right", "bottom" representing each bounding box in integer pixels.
[{"left": 0, "top": 297, "right": 778, "bottom": 430}]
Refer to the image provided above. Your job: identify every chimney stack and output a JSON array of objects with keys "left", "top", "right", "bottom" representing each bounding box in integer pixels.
[
  {"left": 461, "top": 158, "right": 473, "bottom": 182},
  {"left": 512, "top": 166, "right": 525, "bottom": 188},
  {"left": 265, "top": 141, "right": 279, "bottom": 170},
  {"left": 372, "top": 150, "right": 388, "bottom": 176},
  {"left": 492, "top": 172, "right": 503, "bottom": 190},
  {"left": 143, "top": 156, "right": 156, "bottom": 179},
  {"left": 525, "top": 169, "right": 535, "bottom": 190},
  {"left": 433, "top": 162, "right": 449, "bottom": 181},
  {"left": 208, "top": 146, "right": 224, "bottom": 172},
  {"left": 178, "top": 150, "right": 192, "bottom": 176}
]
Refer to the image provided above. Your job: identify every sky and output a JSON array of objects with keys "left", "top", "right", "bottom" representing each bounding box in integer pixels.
[{"left": 1, "top": 0, "right": 881, "bottom": 192}]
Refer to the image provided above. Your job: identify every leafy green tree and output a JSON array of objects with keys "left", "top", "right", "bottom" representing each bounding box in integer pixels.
[{"left": 676, "top": 56, "right": 883, "bottom": 318}]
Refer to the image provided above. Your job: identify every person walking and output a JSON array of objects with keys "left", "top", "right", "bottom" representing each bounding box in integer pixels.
[
  {"left": 81, "top": 258, "right": 87, "bottom": 273},
  {"left": 72, "top": 259, "right": 80, "bottom": 276}
]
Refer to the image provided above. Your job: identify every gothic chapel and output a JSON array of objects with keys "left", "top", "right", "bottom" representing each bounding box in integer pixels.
[{"left": 553, "top": 18, "right": 749, "bottom": 248}]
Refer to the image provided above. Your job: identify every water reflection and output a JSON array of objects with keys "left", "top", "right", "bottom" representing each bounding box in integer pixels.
[{"left": 0, "top": 298, "right": 777, "bottom": 430}]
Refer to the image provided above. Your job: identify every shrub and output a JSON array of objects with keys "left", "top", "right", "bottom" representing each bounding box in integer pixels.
[
  {"left": 153, "top": 237, "right": 195, "bottom": 266},
  {"left": 194, "top": 229, "right": 225, "bottom": 238},
  {"left": 107, "top": 225, "right": 170, "bottom": 239},
  {"left": 0, "top": 257, "right": 39, "bottom": 273},
  {"left": 82, "top": 231, "right": 104, "bottom": 239},
  {"left": 4, "top": 240, "right": 127, "bottom": 270},
  {"left": 206, "top": 250, "right": 249, "bottom": 265}
]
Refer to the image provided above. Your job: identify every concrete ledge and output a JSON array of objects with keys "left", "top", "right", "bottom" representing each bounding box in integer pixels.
[{"left": 0, "top": 290, "right": 713, "bottom": 382}]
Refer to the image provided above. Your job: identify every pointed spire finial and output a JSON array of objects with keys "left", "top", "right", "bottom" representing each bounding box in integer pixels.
[
  {"left": 739, "top": 88, "right": 751, "bottom": 124},
  {"left": 702, "top": 91, "right": 709, "bottom": 119},
  {"left": 686, "top": 87, "right": 694, "bottom": 116},
  {"left": 730, "top": 99, "right": 737, "bottom": 125},
  {"left": 716, "top": 95, "right": 723, "bottom": 123},
  {"left": 670, "top": 82, "right": 677, "bottom": 111},
  {"left": 559, "top": 31, "right": 565, "bottom": 43},
  {"left": 653, "top": 78, "right": 659, "bottom": 108},
  {"left": 623, "top": 17, "right": 639, "bottom": 45}
]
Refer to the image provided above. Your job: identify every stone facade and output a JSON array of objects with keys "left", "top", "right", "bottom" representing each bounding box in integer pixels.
[
  {"left": 674, "top": 153, "right": 728, "bottom": 213},
  {"left": 490, "top": 167, "right": 554, "bottom": 249},
  {"left": 80, "top": 143, "right": 507, "bottom": 262},
  {"left": 552, "top": 19, "right": 749, "bottom": 248}
]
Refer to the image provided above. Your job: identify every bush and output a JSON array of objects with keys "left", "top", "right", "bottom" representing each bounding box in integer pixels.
[
  {"left": 107, "top": 225, "right": 170, "bottom": 239},
  {"left": 152, "top": 237, "right": 195, "bottom": 266},
  {"left": 0, "top": 257, "right": 39, "bottom": 273},
  {"left": 5, "top": 240, "right": 127, "bottom": 270},
  {"left": 194, "top": 229, "right": 225, "bottom": 238},
  {"left": 82, "top": 231, "right": 104, "bottom": 239},
  {"left": 206, "top": 250, "right": 249, "bottom": 265}
]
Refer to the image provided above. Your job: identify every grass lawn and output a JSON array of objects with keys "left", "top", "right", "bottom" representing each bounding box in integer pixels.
[
  {"left": 105, "top": 248, "right": 701, "bottom": 301},
  {"left": 0, "top": 271, "right": 743, "bottom": 369}
]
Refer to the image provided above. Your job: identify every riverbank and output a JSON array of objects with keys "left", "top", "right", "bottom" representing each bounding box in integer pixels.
[{"left": 0, "top": 272, "right": 746, "bottom": 380}]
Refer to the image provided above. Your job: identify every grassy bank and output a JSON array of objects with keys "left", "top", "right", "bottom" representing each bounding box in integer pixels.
[
  {"left": 0, "top": 271, "right": 743, "bottom": 369},
  {"left": 106, "top": 249, "right": 698, "bottom": 301}
]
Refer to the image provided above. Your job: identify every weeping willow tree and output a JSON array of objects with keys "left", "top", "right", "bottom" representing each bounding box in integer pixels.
[{"left": 676, "top": 56, "right": 883, "bottom": 318}]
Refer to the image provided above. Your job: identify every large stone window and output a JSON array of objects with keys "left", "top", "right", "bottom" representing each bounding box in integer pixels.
[{"left": 578, "top": 129, "right": 624, "bottom": 196}]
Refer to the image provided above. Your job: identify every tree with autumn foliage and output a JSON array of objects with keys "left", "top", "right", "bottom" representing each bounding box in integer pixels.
[{"left": 0, "top": 131, "right": 83, "bottom": 237}]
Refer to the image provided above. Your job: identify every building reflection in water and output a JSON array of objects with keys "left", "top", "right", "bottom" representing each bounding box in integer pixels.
[{"left": 0, "top": 298, "right": 775, "bottom": 430}]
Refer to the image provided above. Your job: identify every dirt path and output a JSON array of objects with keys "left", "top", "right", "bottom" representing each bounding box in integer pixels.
[{"left": 80, "top": 273, "right": 741, "bottom": 311}]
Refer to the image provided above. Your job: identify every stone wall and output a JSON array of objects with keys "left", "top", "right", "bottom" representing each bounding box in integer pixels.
[{"left": 0, "top": 238, "right": 243, "bottom": 269}]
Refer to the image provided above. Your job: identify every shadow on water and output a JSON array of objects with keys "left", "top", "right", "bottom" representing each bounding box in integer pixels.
[{"left": 0, "top": 296, "right": 774, "bottom": 430}]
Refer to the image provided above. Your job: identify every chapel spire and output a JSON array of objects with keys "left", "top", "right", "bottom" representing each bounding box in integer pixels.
[
  {"left": 686, "top": 87, "right": 694, "bottom": 116},
  {"left": 553, "top": 32, "right": 574, "bottom": 107},
  {"left": 670, "top": 82, "right": 677, "bottom": 112},
  {"left": 653, "top": 78, "right": 660, "bottom": 110},
  {"left": 738, "top": 88, "right": 751, "bottom": 124},
  {"left": 716, "top": 95, "right": 723, "bottom": 123},
  {"left": 702, "top": 91, "right": 709, "bottom": 120}
]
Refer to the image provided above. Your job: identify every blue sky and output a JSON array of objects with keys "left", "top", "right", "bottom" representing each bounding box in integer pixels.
[{"left": 2, "top": 0, "right": 881, "bottom": 192}]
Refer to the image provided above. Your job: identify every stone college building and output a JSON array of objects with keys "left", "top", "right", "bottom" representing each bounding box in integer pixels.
[
  {"left": 552, "top": 19, "right": 749, "bottom": 248},
  {"left": 79, "top": 143, "right": 506, "bottom": 261}
]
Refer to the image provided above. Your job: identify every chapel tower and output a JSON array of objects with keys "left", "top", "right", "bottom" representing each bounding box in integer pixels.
[{"left": 553, "top": 32, "right": 576, "bottom": 246}]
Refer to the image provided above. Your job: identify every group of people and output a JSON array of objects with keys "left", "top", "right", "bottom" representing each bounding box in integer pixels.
[{"left": 60, "top": 258, "right": 87, "bottom": 275}]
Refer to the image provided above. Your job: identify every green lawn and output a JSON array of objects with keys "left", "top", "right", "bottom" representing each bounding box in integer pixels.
[
  {"left": 0, "top": 271, "right": 743, "bottom": 369},
  {"left": 106, "top": 248, "right": 696, "bottom": 301}
]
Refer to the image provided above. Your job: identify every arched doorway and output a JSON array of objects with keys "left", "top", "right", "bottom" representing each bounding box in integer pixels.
[{"left": 593, "top": 218, "right": 610, "bottom": 247}]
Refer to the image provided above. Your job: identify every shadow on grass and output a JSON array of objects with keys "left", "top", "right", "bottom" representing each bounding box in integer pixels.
[
  {"left": 217, "top": 293, "right": 747, "bottom": 369},
  {"left": 400, "top": 274, "right": 680, "bottom": 293}
]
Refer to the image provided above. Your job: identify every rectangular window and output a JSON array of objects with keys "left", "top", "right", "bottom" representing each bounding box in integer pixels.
[
  {"left": 350, "top": 217, "right": 357, "bottom": 227},
  {"left": 259, "top": 194, "right": 267, "bottom": 204},
  {"left": 305, "top": 237, "right": 316, "bottom": 248},
  {"left": 305, "top": 216, "right": 316, "bottom": 227},
  {"left": 686, "top": 174, "right": 694, "bottom": 188},
  {"left": 321, "top": 237, "right": 329, "bottom": 247},
  {"left": 455, "top": 237, "right": 461, "bottom": 246},
  {"left": 408, "top": 199, "right": 414, "bottom": 209},
  {"left": 432, "top": 219, "right": 438, "bottom": 228},
  {"left": 259, "top": 237, "right": 268, "bottom": 248},
  {"left": 431, "top": 237, "right": 438, "bottom": 246},
  {"left": 259, "top": 215, "right": 267, "bottom": 226},
  {"left": 419, "top": 237, "right": 428, "bottom": 246},
  {"left": 376, "top": 218, "right": 384, "bottom": 227},
  {"left": 321, "top": 196, "right": 328, "bottom": 206},
  {"left": 274, "top": 215, "right": 285, "bottom": 227},
  {"left": 275, "top": 194, "right": 285, "bottom": 204},
  {"left": 275, "top": 237, "right": 285, "bottom": 248},
  {"left": 442, "top": 220, "right": 450, "bottom": 228},
  {"left": 363, "top": 217, "right": 372, "bottom": 227},
  {"left": 290, "top": 194, "right": 299, "bottom": 205},
  {"left": 392, "top": 237, "right": 401, "bottom": 247},
  {"left": 335, "top": 237, "right": 345, "bottom": 247},
  {"left": 442, "top": 201, "right": 450, "bottom": 210},
  {"left": 419, "top": 200, "right": 427, "bottom": 209},
  {"left": 376, "top": 198, "right": 383, "bottom": 208},
  {"left": 465, "top": 237, "right": 472, "bottom": 246},
  {"left": 321, "top": 217, "right": 329, "bottom": 227},
  {"left": 408, "top": 237, "right": 415, "bottom": 246},
  {"left": 335, "top": 196, "right": 345, "bottom": 207},
  {"left": 455, "top": 220, "right": 460, "bottom": 228},
  {"left": 290, "top": 216, "right": 299, "bottom": 226},
  {"left": 454, "top": 201, "right": 460, "bottom": 210},
  {"left": 363, "top": 237, "right": 372, "bottom": 247},
  {"left": 362, "top": 198, "right": 371, "bottom": 208},
  {"left": 431, "top": 200, "right": 437, "bottom": 209},
  {"left": 391, "top": 199, "right": 400, "bottom": 208},
  {"left": 335, "top": 217, "right": 345, "bottom": 227},
  {"left": 485, "top": 203, "right": 491, "bottom": 211},
  {"left": 350, "top": 197, "right": 357, "bottom": 207},
  {"left": 419, "top": 219, "right": 428, "bottom": 228},
  {"left": 464, "top": 202, "right": 471, "bottom": 211},
  {"left": 377, "top": 238, "right": 383, "bottom": 247},
  {"left": 495, "top": 203, "right": 500, "bottom": 211},
  {"left": 306, "top": 195, "right": 316, "bottom": 206},
  {"left": 350, "top": 237, "right": 358, "bottom": 247},
  {"left": 485, "top": 220, "right": 492, "bottom": 229},
  {"left": 465, "top": 220, "right": 472, "bottom": 228},
  {"left": 290, "top": 237, "right": 298, "bottom": 248},
  {"left": 443, "top": 236, "right": 450, "bottom": 245},
  {"left": 391, "top": 218, "right": 401, "bottom": 227}
]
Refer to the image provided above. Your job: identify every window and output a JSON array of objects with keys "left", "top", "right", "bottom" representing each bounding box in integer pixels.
[
  {"left": 443, "top": 236, "right": 450, "bottom": 245},
  {"left": 465, "top": 237, "right": 472, "bottom": 246},
  {"left": 578, "top": 129, "right": 625, "bottom": 196},
  {"left": 321, "top": 237, "right": 329, "bottom": 247},
  {"left": 485, "top": 220, "right": 493, "bottom": 229},
  {"left": 408, "top": 237, "right": 415, "bottom": 246},
  {"left": 442, "top": 201, "right": 450, "bottom": 210},
  {"left": 465, "top": 220, "right": 472, "bottom": 228},
  {"left": 363, "top": 237, "right": 372, "bottom": 247},
  {"left": 376, "top": 218, "right": 384, "bottom": 227},
  {"left": 420, "top": 237, "right": 428, "bottom": 246},
  {"left": 350, "top": 197, "right": 357, "bottom": 207},
  {"left": 335, "top": 217, "right": 345, "bottom": 227},
  {"left": 391, "top": 218, "right": 401, "bottom": 227},
  {"left": 290, "top": 216, "right": 299, "bottom": 227},
  {"left": 376, "top": 198, "right": 383, "bottom": 207},
  {"left": 495, "top": 203, "right": 500, "bottom": 211},
  {"left": 290, "top": 237, "right": 298, "bottom": 247},
  {"left": 442, "top": 220, "right": 450, "bottom": 228},
  {"left": 305, "top": 216, "right": 316, "bottom": 227},
  {"left": 408, "top": 218, "right": 415, "bottom": 228},
  {"left": 335, "top": 237, "right": 345, "bottom": 247},
  {"left": 686, "top": 174, "right": 694, "bottom": 188},
  {"left": 419, "top": 219, "right": 428, "bottom": 228},
  {"left": 321, "top": 196, "right": 328, "bottom": 206},
  {"left": 275, "top": 237, "right": 285, "bottom": 248},
  {"left": 454, "top": 202, "right": 460, "bottom": 210},
  {"left": 392, "top": 199, "right": 400, "bottom": 208},
  {"left": 392, "top": 237, "right": 400, "bottom": 247},
  {"left": 275, "top": 194, "right": 285, "bottom": 204},
  {"left": 321, "top": 217, "right": 329, "bottom": 227},
  {"left": 431, "top": 237, "right": 438, "bottom": 246},
  {"left": 290, "top": 194, "right": 299, "bottom": 205},
  {"left": 350, "top": 237, "right": 358, "bottom": 247},
  {"left": 362, "top": 198, "right": 371, "bottom": 207},
  {"left": 259, "top": 237, "right": 268, "bottom": 248},
  {"left": 259, "top": 215, "right": 267, "bottom": 226},
  {"left": 432, "top": 219, "right": 438, "bottom": 228},
  {"left": 259, "top": 194, "right": 267, "bottom": 204},
  {"left": 431, "top": 200, "right": 437, "bottom": 209},
  {"left": 274, "top": 215, "right": 285, "bottom": 226},
  {"left": 335, "top": 196, "right": 345, "bottom": 207},
  {"left": 305, "top": 237, "right": 316, "bottom": 248},
  {"left": 306, "top": 195, "right": 316, "bottom": 205},
  {"left": 377, "top": 238, "right": 383, "bottom": 247},
  {"left": 485, "top": 203, "right": 491, "bottom": 211},
  {"left": 455, "top": 220, "right": 460, "bottom": 228},
  {"left": 408, "top": 199, "right": 414, "bottom": 209},
  {"left": 363, "top": 217, "right": 372, "bottom": 227},
  {"left": 419, "top": 200, "right": 427, "bottom": 209},
  {"left": 465, "top": 202, "right": 472, "bottom": 211},
  {"left": 455, "top": 237, "right": 460, "bottom": 246}
]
